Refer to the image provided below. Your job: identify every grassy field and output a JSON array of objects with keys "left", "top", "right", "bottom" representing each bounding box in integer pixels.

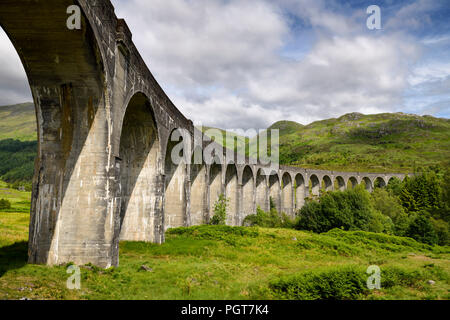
[{"left": 0, "top": 184, "right": 449, "bottom": 300}]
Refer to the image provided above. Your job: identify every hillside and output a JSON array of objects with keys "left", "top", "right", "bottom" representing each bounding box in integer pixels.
[
  {"left": 1, "top": 103, "right": 450, "bottom": 185},
  {"left": 0, "top": 103, "right": 36, "bottom": 141},
  {"left": 259, "top": 112, "right": 450, "bottom": 173}
]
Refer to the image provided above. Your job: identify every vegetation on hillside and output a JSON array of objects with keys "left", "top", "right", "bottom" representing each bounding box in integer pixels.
[
  {"left": 1, "top": 103, "right": 450, "bottom": 187},
  {"left": 243, "top": 166, "right": 449, "bottom": 246},
  {"left": 0, "top": 103, "right": 36, "bottom": 141},
  {"left": 1, "top": 210, "right": 449, "bottom": 299},
  {"left": 268, "top": 113, "right": 450, "bottom": 173},
  {"left": 0, "top": 173, "right": 449, "bottom": 300},
  {"left": 0, "top": 139, "right": 36, "bottom": 190}
]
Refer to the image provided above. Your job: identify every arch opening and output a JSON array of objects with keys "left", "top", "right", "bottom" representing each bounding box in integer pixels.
[
  {"left": 242, "top": 166, "right": 255, "bottom": 221},
  {"left": 295, "top": 174, "right": 305, "bottom": 212},
  {"left": 269, "top": 174, "right": 281, "bottom": 212},
  {"left": 164, "top": 130, "right": 187, "bottom": 230},
  {"left": 334, "top": 176, "right": 346, "bottom": 191},
  {"left": 309, "top": 174, "right": 320, "bottom": 197},
  {"left": 348, "top": 177, "right": 358, "bottom": 189},
  {"left": 119, "top": 93, "right": 159, "bottom": 242},
  {"left": 209, "top": 162, "right": 223, "bottom": 221},
  {"left": 374, "top": 177, "right": 386, "bottom": 188},
  {"left": 281, "top": 173, "right": 293, "bottom": 216},
  {"left": 190, "top": 161, "right": 207, "bottom": 226},
  {"left": 255, "top": 169, "right": 268, "bottom": 211},
  {"left": 225, "top": 164, "right": 238, "bottom": 225},
  {"left": 322, "top": 175, "right": 333, "bottom": 193},
  {"left": 362, "top": 177, "right": 373, "bottom": 192}
]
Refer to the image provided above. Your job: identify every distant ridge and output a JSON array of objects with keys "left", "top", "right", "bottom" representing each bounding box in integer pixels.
[
  {"left": 0, "top": 102, "right": 36, "bottom": 141},
  {"left": 1, "top": 103, "right": 449, "bottom": 176}
]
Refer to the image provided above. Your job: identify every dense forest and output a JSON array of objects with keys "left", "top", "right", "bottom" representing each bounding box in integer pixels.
[{"left": 0, "top": 139, "right": 36, "bottom": 190}]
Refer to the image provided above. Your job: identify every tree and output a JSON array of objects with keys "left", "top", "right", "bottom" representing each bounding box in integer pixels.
[
  {"left": 296, "top": 185, "right": 391, "bottom": 234},
  {"left": 407, "top": 215, "right": 439, "bottom": 245},
  {"left": 0, "top": 199, "right": 11, "bottom": 210},
  {"left": 210, "top": 194, "right": 229, "bottom": 225},
  {"left": 370, "top": 188, "right": 407, "bottom": 235}
]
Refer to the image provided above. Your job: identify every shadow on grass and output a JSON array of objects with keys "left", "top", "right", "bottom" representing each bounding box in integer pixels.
[{"left": 0, "top": 241, "right": 28, "bottom": 277}]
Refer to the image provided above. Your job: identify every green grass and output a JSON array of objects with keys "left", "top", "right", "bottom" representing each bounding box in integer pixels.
[{"left": 0, "top": 187, "right": 449, "bottom": 300}]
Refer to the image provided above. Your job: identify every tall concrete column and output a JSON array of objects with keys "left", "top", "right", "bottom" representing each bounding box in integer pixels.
[{"left": 29, "top": 87, "right": 115, "bottom": 268}]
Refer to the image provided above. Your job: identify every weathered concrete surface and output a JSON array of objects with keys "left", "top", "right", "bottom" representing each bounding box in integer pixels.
[{"left": 0, "top": 0, "right": 410, "bottom": 268}]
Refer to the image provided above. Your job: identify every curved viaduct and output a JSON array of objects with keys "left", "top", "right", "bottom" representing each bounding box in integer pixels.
[{"left": 0, "top": 0, "right": 408, "bottom": 268}]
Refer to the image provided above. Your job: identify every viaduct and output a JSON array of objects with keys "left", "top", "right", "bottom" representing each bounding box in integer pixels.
[{"left": 0, "top": 0, "right": 407, "bottom": 268}]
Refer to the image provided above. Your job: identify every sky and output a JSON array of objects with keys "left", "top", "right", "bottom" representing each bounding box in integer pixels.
[{"left": 0, "top": 0, "right": 449, "bottom": 130}]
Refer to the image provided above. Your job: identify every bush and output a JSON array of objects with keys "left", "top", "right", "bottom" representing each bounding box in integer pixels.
[
  {"left": 0, "top": 198, "right": 11, "bottom": 210},
  {"left": 243, "top": 206, "right": 295, "bottom": 228},
  {"left": 370, "top": 188, "right": 409, "bottom": 236},
  {"left": 269, "top": 267, "right": 368, "bottom": 300},
  {"left": 430, "top": 218, "right": 449, "bottom": 246},
  {"left": 296, "top": 186, "right": 389, "bottom": 234},
  {"left": 406, "top": 214, "right": 439, "bottom": 245},
  {"left": 210, "top": 194, "right": 228, "bottom": 225},
  {"left": 400, "top": 172, "right": 443, "bottom": 215},
  {"left": 268, "top": 265, "right": 440, "bottom": 300}
]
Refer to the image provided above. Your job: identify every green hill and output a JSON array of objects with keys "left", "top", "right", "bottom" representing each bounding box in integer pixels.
[
  {"left": 0, "top": 103, "right": 36, "bottom": 141},
  {"left": 259, "top": 112, "right": 450, "bottom": 173},
  {"left": 1, "top": 103, "right": 449, "bottom": 185}
]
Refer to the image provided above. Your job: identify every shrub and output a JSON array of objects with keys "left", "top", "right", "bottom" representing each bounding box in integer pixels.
[
  {"left": 296, "top": 186, "right": 389, "bottom": 234},
  {"left": 243, "top": 206, "right": 295, "bottom": 228},
  {"left": 406, "top": 214, "right": 439, "bottom": 245},
  {"left": 430, "top": 218, "right": 449, "bottom": 246},
  {"left": 0, "top": 199, "right": 11, "bottom": 210},
  {"left": 370, "top": 188, "right": 409, "bottom": 236},
  {"left": 268, "top": 265, "right": 438, "bottom": 300},
  {"left": 269, "top": 267, "right": 368, "bottom": 300},
  {"left": 400, "top": 172, "right": 443, "bottom": 215},
  {"left": 386, "top": 177, "right": 404, "bottom": 197},
  {"left": 210, "top": 194, "right": 228, "bottom": 225}
]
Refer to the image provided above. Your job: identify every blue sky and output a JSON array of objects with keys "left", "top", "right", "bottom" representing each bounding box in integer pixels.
[{"left": 0, "top": 0, "right": 449, "bottom": 129}]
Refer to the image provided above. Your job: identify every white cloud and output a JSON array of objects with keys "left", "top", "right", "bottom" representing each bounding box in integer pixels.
[
  {"left": 110, "top": 0, "right": 425, "bottom": 129},
  {"left": 0, "top": 29, "right": 32, "bottom": 105},
  {"left": 0, "top": 0, "right": 446, "bottom": 129}
]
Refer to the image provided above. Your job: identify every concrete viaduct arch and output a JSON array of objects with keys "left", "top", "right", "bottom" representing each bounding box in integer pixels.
[{"left": 0, "top": 0, "right": 409, "bottom": 268}]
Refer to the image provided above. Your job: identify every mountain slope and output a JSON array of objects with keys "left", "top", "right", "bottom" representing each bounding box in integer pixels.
[
  {"left": 0, "top": 103, "right": 36, "bottom": 141},
  {"left": 1, "top": 103, "right": 449, "bottom": 184},
  {"left": 267, "top": 112, "right": 450, "bottom": 173}
]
